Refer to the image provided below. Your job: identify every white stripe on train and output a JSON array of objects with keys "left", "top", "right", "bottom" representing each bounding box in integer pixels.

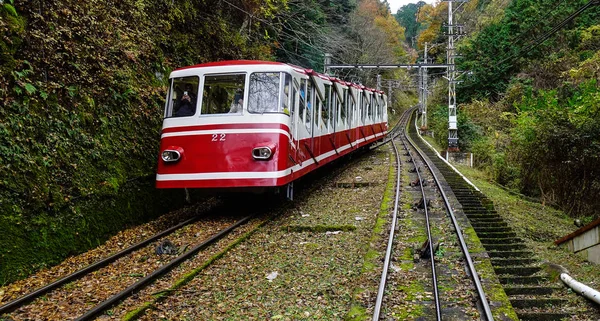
[
  {"left": 161, "top": 128, "right": 291, "bottom": 139},
  {"left": 156, "top": 132, "right": 384, "bottom": 182}
]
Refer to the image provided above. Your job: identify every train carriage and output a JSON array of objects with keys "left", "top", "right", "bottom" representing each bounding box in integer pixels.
[{"left": 156, "top": 60, "right": 388, "bottom": 197}]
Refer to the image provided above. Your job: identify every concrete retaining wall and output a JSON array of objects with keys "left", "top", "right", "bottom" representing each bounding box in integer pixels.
[{"left": 556, "top": 218, "right": 600, "bottom": 265}]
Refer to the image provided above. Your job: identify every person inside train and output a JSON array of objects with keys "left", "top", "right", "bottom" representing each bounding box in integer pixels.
[
  {"left": 175, "top": 83, "right": 197, "bottom": 117},
  {"left": 229, "top": 89, "right": 243, "bottom": 113}
]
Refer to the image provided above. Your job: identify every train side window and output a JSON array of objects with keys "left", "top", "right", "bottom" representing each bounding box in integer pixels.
[
  {"left": 360, "top": 92, "right": 369, "bottom": 125},
  {"left": 340, "top": 89, "right": 347, "bottom": 127},
  {"left": 165, "top": 76, "right": 200, "bottom": 118},
  {"left": 379, "top": 97, "right": 382, "bottom": 120},
  {"left": 248, "top": 72, "right": 287, "bottom": 114},
  {"left": 306, "top": 81, "right": 313, "bottom": 133},
  {"left": 356, "top": 93, "right": 360, "bottom": 124},
  {"left": 322, "top": 84, "right": 331, "bottom": 131},
  {"left": 371, "top": 95, "right": 374, "bottom": 120},
  {"left": 332, "top": 87, "right": 339, "bottom": 131},
  {"left": 331, "top": 92, "right": 337, "bottom": 131},
  {"left": 299, "top": 79, "right": 307, "bottom": 126},
  {"left": 347, "top": 90, "right": 354, "bottom": 126},
  {"left": 281, "top": 73, "right": 292, "bottom": 115},
  {"left": 200, "top": 73, "right": 246, "bottom": 115},
  {"left": 369, "top": 94, "right": 377, "bottom": 120},
  {"left": 365, "top": 92, "right": 373, "bottom": 121},
  {"left": 375, "top": 96, "right": 381, "bottom": 122},
  {"left": 353, "top": 92, "right": 358, "bottom": 125}
]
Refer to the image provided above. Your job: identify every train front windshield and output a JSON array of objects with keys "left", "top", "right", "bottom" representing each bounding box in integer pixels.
[{"left": 165, "top": 72, "right": 291, "bottom": 118}]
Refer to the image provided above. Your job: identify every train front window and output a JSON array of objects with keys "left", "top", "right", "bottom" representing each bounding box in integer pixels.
[
  {"left": 165, "top": 76, "right": 200, "bottom": 118},
  {"left": 200, "top": 73, "right": 246, "bottom": 115}
]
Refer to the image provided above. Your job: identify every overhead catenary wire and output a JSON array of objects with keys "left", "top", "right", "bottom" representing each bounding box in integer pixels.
[
  {"left": 213, "top": 0, "right": 345, "bottom": 68},
  {"left": 192, "top": 6, "right": 338, "bottom": 74},
  {"left": 504, "top": 0, "right": 569, "bottom": 46},
  {"left": 221, "top": 0, "right": 422, "bottom": 88},
  {"left": 419, "top": 0, "right": 573, "bottom": 67}
]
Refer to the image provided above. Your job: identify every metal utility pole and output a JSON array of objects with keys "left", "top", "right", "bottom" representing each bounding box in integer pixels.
[
  {"left": 444, "top": 0, "right": 467, "bottom": 150},
  {"left": 421, "top": 42, "right": 429, "bottom": 129},
  {"left": 418, "top": 65, "right": 423, "bottom": 117},
  {"left": 388, "top": 80, "right": 393, "bottom": 107},
  {"left": 324, "top": 53, "right": 332, "bottom": 74}
]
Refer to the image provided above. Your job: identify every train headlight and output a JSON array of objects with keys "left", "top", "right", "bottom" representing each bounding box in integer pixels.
[
  {"left": 161, "top": 150, "right": 181, "bottom": 162},
  {"left": 252, "top": 146, "right": 273, "bottom": 160}
]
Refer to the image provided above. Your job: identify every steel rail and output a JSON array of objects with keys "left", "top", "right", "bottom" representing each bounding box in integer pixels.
[
  {"left": 113, "top": 155, "right": 361, "bottom": 321},
  {"left": 0, "top": 214, "right": 202, "bottom": 315},
  {"left": 371, "top": 107, "right": 414, "bottom": 320},
  {"left": 75, "top": 215, "right": 253, "bottom": 321},
  {"left": 406, "top": 112, "right": 494, "bottom": 321},
  {"left": 370, "top": 104, "right": 420, "bottom": 150},
  {"left": 399, "top": 137, "right": 442, "bottom": 321}
]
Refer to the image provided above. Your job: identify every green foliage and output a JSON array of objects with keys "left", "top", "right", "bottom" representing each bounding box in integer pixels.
[
  {"left": 0, "top": 1, "right": 25, "bottom": 91},
  {"left": 3, "top": 3, "right": 17, "bottom": 17},
  {"left": 579, "top": 25, "right": 600, "bottom": 51},
  {"left": 402, "top": 0, "right": 599, "bottom": 221},
  {"left": 272, "top": 0, "right": 408, "bottom": 88},
  {"left": 394, "top": 1, "right": 426, "bottom": 48},
  {"left": 458, "top": 0, "right": 600, "bottom": 101},
  {"left": 273, "top": 0, "right": 325, "bottom": 69},
  {"left": 509, "top": 78, "right": 600, "bottom": 213},
  {"left": 417, "top": 0, "right": 600, "bottom": 219},
  {"left": 0, "top": 0, "right": 285, "bottom": 284},
  {"left": 428, "top": 102, "right": 481, "bottom": 151}
]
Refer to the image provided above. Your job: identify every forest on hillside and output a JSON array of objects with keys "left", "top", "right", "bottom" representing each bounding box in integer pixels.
[
  {"left": 0, "top": 0, "right": 412, "bottom": 283},
  {"left": 394, "top": 0, "right": 600, "bottom": 221},
  {"left": 2, "top": 0, "right": 596, "bottom": 285}
]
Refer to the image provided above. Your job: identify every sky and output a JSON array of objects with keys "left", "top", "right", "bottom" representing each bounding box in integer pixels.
[{"left": 387, "top": 0, "right": 437, "bottom": 14}]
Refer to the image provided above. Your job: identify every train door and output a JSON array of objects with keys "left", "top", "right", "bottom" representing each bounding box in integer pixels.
[
  {"left": 332, "top": 83, "right": 345, "bottom": 151},
  {"left": 360, "top": 90, "right": 369, "bottom": 142},
  {"left": 383, "top": 94, "right": 388, "bottom": 128},
  {"left": 316, "top": 83, "right": 331, "bottom": 158},
  {"left": 306, "top": 80, "right": 316, "bottom": 153},
  {"left": 336, "top": 87, "right": 350, "bottom": 150},
  {"left": 289, "top": 77, "right": 300, "bottom": 168},
  {"left": 367, "top": 91, "right": 374, "bottom": 136},
  {"left": 356, "top": 88, "right": 364, "bottom": 144},
  {"left": 297, "top": 78, "right": 312, "bottom": 164},
  {"left": 348, "top": 87, "right": 356, "bottom": 148}
]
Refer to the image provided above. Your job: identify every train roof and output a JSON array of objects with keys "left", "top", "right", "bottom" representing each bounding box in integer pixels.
[
  {"left": 173, "top": 60, "right": 384, "bottom": 94},
  {"left": 174, "top": 60, "right": 287, "bottom": 71}
]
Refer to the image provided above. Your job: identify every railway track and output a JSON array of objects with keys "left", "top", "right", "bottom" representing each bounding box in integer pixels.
[
  {"left": 0, "top": 213, "right": 205, "bottom": 315},
  {"left": 0, "top": 202, "right": 258, "bottom": 320},
  {"left": 0, "top": 142, "right": 368, "bottom": 320},
  {"left": 372, "top": 108, "right": 493, "bottom": 320},
  {"left": 2, "top": 107, "right": 581, "bottom": 320},
  {"left": 407, "top": 112, "right": 572, "bottom": 321}
]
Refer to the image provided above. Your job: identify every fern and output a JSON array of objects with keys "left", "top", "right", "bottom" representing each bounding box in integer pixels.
[{"left": 3, "top": 3, "right": 18, "bottom": 17}]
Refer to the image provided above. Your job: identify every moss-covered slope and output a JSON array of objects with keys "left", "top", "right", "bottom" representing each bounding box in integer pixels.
[{"left": 0, "top": 0, "right": 280, "bottom": 284}]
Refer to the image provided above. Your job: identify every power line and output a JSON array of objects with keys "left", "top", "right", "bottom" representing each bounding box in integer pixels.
[
  {"left": 507, "top": 0, "right": 569, "bottom": 46},
  {"left": 497, "top": 0, "right": 599, "bottom": 66},
  {"left": 221, "top": 0, "right": 352, "bottom": 65}
]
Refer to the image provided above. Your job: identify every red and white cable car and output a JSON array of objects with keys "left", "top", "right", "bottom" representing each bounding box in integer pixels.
[{"left": 156, "top": 60, "right": 388, "bottom": 198}]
